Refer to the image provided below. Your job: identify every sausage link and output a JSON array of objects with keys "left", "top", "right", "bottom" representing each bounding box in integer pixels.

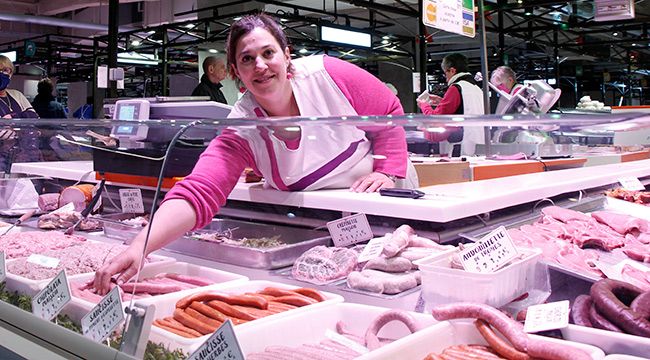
[
  {"left": 189, "top": 301, "right": 228, "bottom": 323},
  {"left": 570, "top": 295, "right": 594, "bottom": 327},
  {"left": 153, "top": 321, "right": 199, "bottom": 338},
  {"left": 158, "top": 317, "right": 202, "bottom": 337},
  {"left": 631, "top": 291, "right": 650, "bottom": 318},
  {"left": 588, "top": 302, "right": 623, "bottom": 332},
  {"left": 291, "top": 288, "right": 326, "bottom": 302},
  {"left": 271, "top": 295, "right": 316, "bottom": 307},
  {"left": 474, "top": 320, "right": 531, "bottom": 360},
  {"left": 176, "top": 291, "right": 268, "bottom": 310},
  {"left": 207, "top": 300, "right": 257, "bottom": 321},
  {"left": 590, "top": 279, "right": 650, "bottom": 336},
  {"left": 365, "top": 309, "right": 421, "bottom": 350},
  {"left": 258, "top": 287, "right": 298, "bottom": 297},
  {"left": 172, "top": 308, "right": 218, "bottom": 335}
]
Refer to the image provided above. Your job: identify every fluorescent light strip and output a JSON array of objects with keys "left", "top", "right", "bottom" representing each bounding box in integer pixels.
[{"left": 320, "top": 25, "right": 371, "bottom": 48}]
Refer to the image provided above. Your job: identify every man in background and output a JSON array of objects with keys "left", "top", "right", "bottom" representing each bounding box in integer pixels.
[
  {"left": 191, "top": 56, "right": 227, "bottom": 104},
  {"left": 32, "top": 78, "right": 67, "bottom": 119}
]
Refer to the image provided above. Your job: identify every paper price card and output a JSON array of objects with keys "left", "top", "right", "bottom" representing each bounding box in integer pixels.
[
  {"left": 618, "top": 176, "right": 645, "bottom": 191},
  {"left": 459, "top": 226, "right": 518, "bottom": 273},
  {"left": 27, "top": 254, "right": 60, "bottom": 269},
  {"left": 0, "top": 251, "right": 5, "bottom": 283},
  {"left": 119, "top": 188, "right": 145, "bottom": 214},
  {"left": 188, "top": 319, "right": 244, "bottom": 360},
  {"left": 81, "top": 286, "right": 124, "bottom": 342},
  {"left": 524, "top": 300, "right": 570, "bottom": 333},
  {"left": 357, "top": 237, "right": 385, "bottom": 263},
  {"left": 327, "top": 213, "right": 373, "bottom": 247},
  {"left": 32, "top": 270, "right": 71, "bottom": 321}
]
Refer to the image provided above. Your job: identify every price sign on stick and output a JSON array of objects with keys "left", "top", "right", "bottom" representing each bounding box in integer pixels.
[
  {"left": 459, "top": 226, "right": 518, "bottom": 273},
  {"left": 81, "top": 286, "right": 124, "bottom": 342},
  {"left": 188, "top": 320, "right": 245, "bottom": 360},
  {"left": 618, "top": 176, "right": 645, "bottom": 191},
  {"left": 119, "top": 188, "right": 145, "bottom": 213},
  {"left": 32, "top": 270, "right": 71, "bottom": 321},
  {"left": 327, "top": 213, "right": 373, "bottom": 247}
]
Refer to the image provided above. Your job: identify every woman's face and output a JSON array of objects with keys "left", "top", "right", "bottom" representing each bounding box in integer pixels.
[{"left": 231, "top": 27, "right": 291, "bottom": 99}]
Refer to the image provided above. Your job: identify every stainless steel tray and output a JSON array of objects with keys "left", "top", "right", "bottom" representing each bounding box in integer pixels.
[
  {"left": 163, "top": 218, "right": 331, "bottom": 269},
  {"left": 459, "top": 197, "right": 629, "bottom": 283},
  {"left": 98, "top": 213, "right": 148, "bottom": 242}
]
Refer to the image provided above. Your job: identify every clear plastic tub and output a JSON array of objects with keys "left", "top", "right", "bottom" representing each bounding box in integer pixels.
[
  {"left": 415, "top": 247, "right": 547, "bottom": 309},
  {"left": 98, "top": 213, "right": 148, "bottom": 242}
]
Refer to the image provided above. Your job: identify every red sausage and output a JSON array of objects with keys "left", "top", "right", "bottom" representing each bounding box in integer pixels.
[
  {"left": 172, "top": 308, "right": 218, "bottom": 335},
  {"left": 176, "top": 291, "right": 268, "bottom": 310},
  {"left": 207, "top": 300, "right": 257, "bottom": 321},
  {"left": 189, "top": 301, "right": 228, "bottom": 323},
  {"left": 474, "top": 320, "right": 531, "bottom": 360},
  {"left": 290, "top": 288, "right": 326, "bottom": 302},
  {"left": 154, "top": 321, "right": 199, "bottom": 338},
  {"left": 270, "top": 295, "right": 316, "bottom": 307}
]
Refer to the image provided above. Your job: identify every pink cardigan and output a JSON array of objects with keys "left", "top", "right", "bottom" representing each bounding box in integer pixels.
[{"left": 165, "top": 56, "right": 407, "bottom": 228}]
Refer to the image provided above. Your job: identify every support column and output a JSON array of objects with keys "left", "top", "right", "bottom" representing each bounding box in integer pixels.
[{"left": 108, "top": 0, "right": 119, "bottom": 98}]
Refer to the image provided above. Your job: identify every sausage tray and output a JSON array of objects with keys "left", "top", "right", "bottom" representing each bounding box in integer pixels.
[
  {"left": 140, "top": 280, "right": 344, "bottom": 353},
  {"left": 162, "top": 218, "right": 331, "bottom": 269},
  {"left": 561, "top": 324, "right": 650, "bottom": 358}
]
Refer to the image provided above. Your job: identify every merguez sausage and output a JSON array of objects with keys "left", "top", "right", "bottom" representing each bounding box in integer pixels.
[
  {"left": 176, "top": 291, "right": 268, "bottom": 309},
  {"left": 172, "top": 308, "right": 218, "bottom": 335},
  {"left": 153, "top": 321, "right": 198, "bottom": 338},
  {"left": 189, "top": 301, "right": 228, "bottom": 323},
  {"left": 207, "top": 300, "right": 257, "bottom": 321},
  {"left": 291, "top": 287, "right": 326, "bottom": 302},
  {"left": 474, "top": 320, "right": 531, "bottom": 360}
]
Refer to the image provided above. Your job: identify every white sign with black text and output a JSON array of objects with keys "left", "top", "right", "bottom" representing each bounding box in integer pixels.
[
  {"left": 32, "top": 270, "right": 71, "bottom": 321},
  {"left": 459, "top": 226, "right": 518, "bottom": 273},
  {"left": 188, "top": 319, "right": 245, "bottom": 360},
  {"left": 357, "top": 237, "right": 385, "bottom": 263},
  {"left": 618, "top": 176, "right": 645, "bottom": 191},
  {"left": 81, "top": 286, "right": 125, "bottom": 342},
  {"left": 327, "top": 213, "right": 373, "bottom": 247},
  {"left": 119, "top": 188, "right": 145, "bottom": 214},
  {"left": 524, "top": 300, "right": 570, "bottom": 333}
]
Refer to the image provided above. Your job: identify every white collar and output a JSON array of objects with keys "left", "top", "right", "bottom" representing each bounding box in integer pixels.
[{"left": 447, "top": 72, "right": 472, "bottom": 85}]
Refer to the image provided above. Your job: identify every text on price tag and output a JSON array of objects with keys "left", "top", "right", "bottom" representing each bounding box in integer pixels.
[
  {"left": 327, "top": 213, "right": 373, "bottom": 247},
  {"left": 81, "top": 286, "right": 124, "bottom": 342},
  {"left": 32, "top": 270, "right": 71, "bottom": 321},
  {"left": 0, "top": 251, "right": 5, "bottom": 283},
  {"left": 618, "top": 176, "right": 645, "bottom": 191},
  {"left": 459, "top": 226, "right": 518, "bottom": 273},
  {"left": 119, "top": 188, "right": 145, "bottom": 214},
  {"left": 357, "top": 237, "right": 385, "bottom": 263},
  {"left": 188, "top": 319, "right": 245, "bottom": 360},
  {"left": 524, "top": 300, "right": 570, "bottom": 333},
  {"left": 27, "top": 254, "right": 60, "bottom": 269}
]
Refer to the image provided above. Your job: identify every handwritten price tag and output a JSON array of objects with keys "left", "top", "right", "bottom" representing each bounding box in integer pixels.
[
  {"left": 327, "top": 213, "right": 373, "bottom": 247},
  {"left": 0, "top": 251, "right": 5, "bottom": 283},
  {"left": 32, "top": 270, "right": 71, "bottom": 321},
  {"left": 524, "top": 300, "right": 570, "bottom": 333},
  {"left": 81, "top": 286, "right": 124, "bottom": 342},
  {"left": 357, "top": 237, "right": 385, "bottom": 263},
  {"left": 27, "top": 254, "right": 60, "bottom": 269},
  {"left": 188, "top": 319, "right": 245, "bottom": 360},
  {"left": 459, "top": 226, "right": 518, "bottom": 273},
  {"left": 618, "top": 176, "right": 645, "bottom": 191},
  {"left": 119, "top": 188, "right": 145, "bottom": 214}
]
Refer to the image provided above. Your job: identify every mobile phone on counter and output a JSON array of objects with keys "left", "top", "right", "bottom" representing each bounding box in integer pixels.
[{"left": 379, "top": 188, "right": 425, "bottom": 199}]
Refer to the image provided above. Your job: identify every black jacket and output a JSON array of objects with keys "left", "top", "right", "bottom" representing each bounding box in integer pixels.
[
  {"left": 31, "top": 94, "right": 67, "bottom": 119},
  {"left": 191, "top": 74, "right": 227, "bottom": 104}
]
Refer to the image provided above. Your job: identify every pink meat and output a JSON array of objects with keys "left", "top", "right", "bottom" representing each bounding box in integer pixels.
[
  {"left": 621, "top": 264, "right": 650, "bottom": 291},
  {"left": 291, "top": 246, "right": 358, "bottom": 285},
  {"left": 541, "top": 206, "right": 593, "bottom": 223},
  {"left": 164, "top": 273, "right": 214, "bottom": 286},
  {"left": 622, "top": 237, "right": 650, "bottom": 263},
  {"left": 591, "top": 211, "right": 650, "bottom": 234},
  {"left": 38, "top": 193, "right": 60, "bottom": 211}
]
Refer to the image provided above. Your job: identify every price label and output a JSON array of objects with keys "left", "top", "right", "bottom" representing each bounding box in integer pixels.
[
  {"left": 357, "top": 237, "right": 385, "bottom": 263},
  {"left": 459, "top": 226, "right": 518, "bottom": 273},
  {"left": 119, "top": 188, "right": 145, "bottom": 214},
  {"left": 81, "top": 286, "right": 124, "bottom": 342},
  {"left": 524, "top": 300, "right": 570, "bottom": 333},
  {"left": 327, "top": 213, "right": 373, "bottom": 247},
  {"left": 0, "top": 251, "right": 5, "bottom": 283},
  {"left": 53, "top": 202, "right": 75, "bottom": 214},
  {"left": 325, "top": 328, "right": 369, "bottom": 355},
  {"left": 27, "top": 254, "right": 60, "bottom": 269},
  {"left": 188, "top": 319, "right": 245, "bottom": 360},
  {"left": 32, "top": 270, "right": 71, "bottom": 321},
  {"left": 618, "top": 176, "right": 645, "bottom": 191}
]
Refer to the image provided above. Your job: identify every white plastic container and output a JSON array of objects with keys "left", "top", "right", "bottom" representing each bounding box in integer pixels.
[
  {"left": 364, "top": 320, "right": 604, "bottom": 359},
  {"left": 141, "top": 280, "right": 344, "bottom": 353},
  {"left": 604, "top": 355, "right": 649, "bottom": 360},
  {"left": 236, "top": 302, "right": 437, "bottom": 357},
  {"left": 415, "top": 247, "right": 545, "bottom": 309},
  {"left": 605, "top": 197, "right": 650, "bottom": 221},
  {"left": 561, "top": 324, "right": 650, "bottom": 358},
  {"left": 62, "top": 261, "right": 248, "bottom": 324}
]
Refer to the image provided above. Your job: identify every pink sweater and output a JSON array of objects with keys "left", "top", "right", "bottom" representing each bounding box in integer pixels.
[{"left": 165, "top": 56, "right": 407, "bottom": 228}]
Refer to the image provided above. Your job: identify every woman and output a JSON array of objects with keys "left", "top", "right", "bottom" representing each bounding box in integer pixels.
[
  {"left": 0, "top": 55, "right": 38, "bottom": 119},
  {"left": 94, "top": 13, "right": 415, "bottom": 293},
  {"left": 490, "top": 66, "right": 523, "bottom": 114}
]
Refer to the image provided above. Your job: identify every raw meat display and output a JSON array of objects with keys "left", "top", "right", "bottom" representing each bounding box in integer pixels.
[
  {"left": 37, "top": 211, "right": 102, "bottom": 231},
  {"left": 246, "top": 309, "right": 421, "bottom": 359},
  {"left": 0, "top": 231, "right": 86, "bottom": 258},
  {"left": 606, "top": 188, "right": 650, "bottom": 205},
  {"left": 621, "top": 264, "right": 650, "bottom": 291},
  {"left": 571, "top": 278, "right": 650, "bottom": 338},
  {"left": 71, "top": 273, "right": 215, "bottom": 304},
  {"left": 37, "top": 193, "right": 60, "bottom": 212},
  {"left": 291, "top": 246, "right": 358, "bottom": 285},
  {"left": 346, "top": 225, "right": 454, "bottom": 294},
  {"left": 153, "top": 287, "right": 325, "bottom": 338},
  {"left": 191, "top": 227, "right": 284, "bottom": 248},
  {"left": 118, "top": 215, "right": 149, "bottom": 227},
  {"left": 6, "top": 241, "right": 128, "bottom": 280}
]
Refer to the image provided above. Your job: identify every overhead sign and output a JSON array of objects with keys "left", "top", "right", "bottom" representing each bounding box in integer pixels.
[
  {"left": 595, "top": 0, "right": 635, "bottom": 21},
  {"left": 24, "top": 41, "right": 36, "bottom": 57},
  {"left": 423, "top": 0, "right": 475, "bottom": 38}
]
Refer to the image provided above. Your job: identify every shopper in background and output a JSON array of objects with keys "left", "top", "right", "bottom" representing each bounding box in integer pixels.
[
  {"left": 32, "top": 78, "right": 67, "bottom": 119},
  {"left": 417, "top": 53, "right": 485, "bottom": 156},
  {"left": 0, "top": 55, "right": 38, "bottom": 119},
  {"left": 94, "top": 13, "right": 416, "bottom": 293},
  {"left": 73, "top": 96, "right": 94, "bottom": 119},
  {"left": 191, "top": 56, "right": 228, "bottom": 104},
  {"left": 490, "top": 66, "right": 523, "bottom": 114}
]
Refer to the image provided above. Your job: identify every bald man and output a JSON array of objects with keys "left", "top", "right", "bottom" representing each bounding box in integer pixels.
[{"left": 192, "top": 56, "right": 227, "bottom": 104}]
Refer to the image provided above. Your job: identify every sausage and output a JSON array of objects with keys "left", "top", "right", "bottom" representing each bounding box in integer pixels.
[
  {"left": 474, "top": 320, "right": 531, "bottom": 360},
  {"left": 590, "top": 279, "right": 650, "bottom": 336},
  {"left": 153, "top": 321, "right": 198, "bottom": 338},
  {"left": 231, "top": 305, "right": 274, "bottom": 318},
  {"left": 271, "top": 295, "right": 316, "bottom": 307},
  {"left": 430, "top": 302, "right": 528, "bottom": 352},
  {"left": 207, "top": 300, "right": 257, "bottom": 321},
  {"left": 588, "top": 302, "right": 623, "bottom": 332},
  {"left": 164, "top": 273, "right": 214, "bottom": 286},
  {"left": 290, "top": 288, "right": 326, "bottom": 302},
  {"left": 570, "top": 295, "right": 594, "bottom": 327},
  {"left": 526, "top": 338, "right": 592, "bottom": 360},
  {"left": 172, "top": 308, "right": 218, "bottom": 335},
  {"left": 189, "top": 301, "right": 227, "bottom": 323},
  {"left": 631, "top": 291, "right": 650, "bottom": 318},
  {"left": 120, "top": 281, "right": 181, "bottom": 294},
  {"left": 268, "top": 301, "right": 298, "bottom": 312},
  {"left": 364, "top": 309, "right": 421, "bottom": 350},
  {"left": 176, "top": 291, "right": 268, "bottom": 310},
  {"left": 363, "top": 256, "right": 412, "bottom": 273},
  {"left": 160, "top": 317, "right": 203, "bottom": 337}
]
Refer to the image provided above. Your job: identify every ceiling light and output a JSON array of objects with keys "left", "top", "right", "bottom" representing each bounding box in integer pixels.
[
  {"left": 613, "top": 32, "right": 618, "bottom": 36},
  {"left": 298, "top": 48, "right": 309, "bottom": 54},
  {"left": 280, "top": 18, "right": 288, "bottom": 22},
  {"left": 147, "top": 30, "right": 156, "bottom": 35},
  {"left": 632, "top": 43, "right": 637, "bottom": 46},
  {"left": 233, "top": 17, "right": 242, "bottom": 21},
  {"left": 184, "top": 24, "right": 195, "bottom": 29},
  {"left": 382, "top": 35, "right": 390, "bottom": 40},
  {"left": 381, "top": 39, "right": 389, "bottom": 44},
  {"left": 131, "top": 40, "right": 141, "bottom": 46},
  {"left": 319, "top": 24, "right": 371, "bottom": 48},
  {"left": 208, "top": 49, "right": 218, "bottom": 53}
]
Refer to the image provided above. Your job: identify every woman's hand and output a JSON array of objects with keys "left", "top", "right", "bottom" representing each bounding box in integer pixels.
[
  {"left": 2, "top": 114, "right": 12, "bottom": 119},
  {"left": 350, "top": 172, "right": 395, "bottom": 193},
  {"left": 93, "top": 243, "right": 145, "bottom": 295},
  {"left": 428, "top": 94, "right": 442, "bottom": 106}
]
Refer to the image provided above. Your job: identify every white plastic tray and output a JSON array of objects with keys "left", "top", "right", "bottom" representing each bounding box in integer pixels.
[
  {"left": 415, "top": 247, "right": 544, "bottom": 308},
  {"left": 4, "top": 258, "right": 90, "bottom": 297},
  {"left": 63, "top": 261, "right": 248, "bottom": 324},
  {"left": 562, "top": 324, "right": 650, "bottom": 358},
  {"left": 141, "top": 280, "right": 344, "bottom": 353},
  {"left": 605, "top": 197, "right": 650, "bottom": 221},
  {"left": 364, "top": 320, "right": 605, "bottom": 359},
  {"left": 603, "top": 355, "right": 649, "bottom": 360},
  {"left": 235, "top": 302, "right": 437, "bottom": 357}
]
